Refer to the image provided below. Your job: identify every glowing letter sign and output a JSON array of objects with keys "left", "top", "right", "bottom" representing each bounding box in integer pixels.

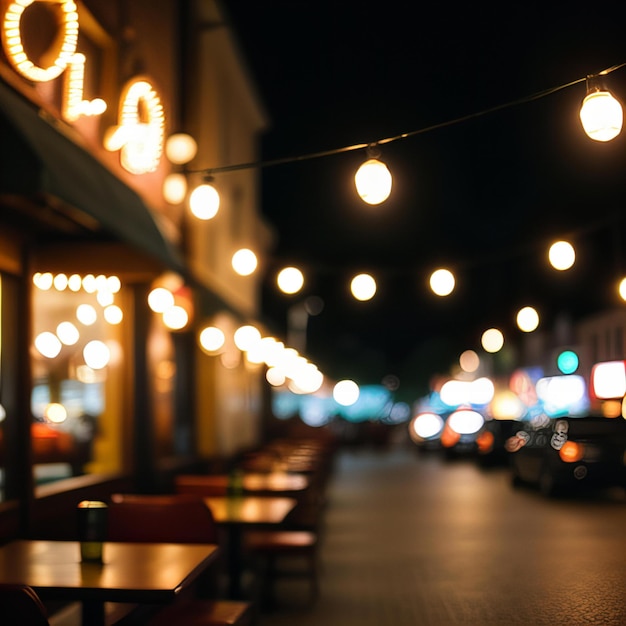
[
  {"left": 104, "top": 79, "right": 165, "bottom": 175},
  {"left": 2, "top": 0, "right": 79, "bottom": 82}
]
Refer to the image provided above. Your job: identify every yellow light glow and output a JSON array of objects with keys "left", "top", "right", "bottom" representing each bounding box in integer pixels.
[
  {"left": 147, "top": 287, "right": 174, "bottom": 313},
  {"left": 481, "top": 328, "right": 504, "bottom": 353},
  {"left": 104, "top": 305, "right": 123, "bottom": 325},
  {"left": 45, "top": 403, "right": 67, "bottom": 424},
  {"left": 163, "top": 173, "right": 187, "bottom": 204},
  {"left": 189, "top": 183, "right": 220, "bottom": 220},
  {"left": 53, "top": 273, "right": 68, "bottom": 291},
  {"left": 34, "top": 331, "right": 62, "bottom": 358},
  {"left": 459, "top": 349, "right": 479, "bottom": 373},
  {"left": 619, "top": 278, "right": 626, "bottom": 301},
  {"left": 34, "top": 272, "right": 53, "bottom": 290},
  {"left": 76, "top": 303, "right": 97, "bottom": 325},
  {"left": 548, "top": 240, "right": 575, "bottom": 271},
  {"left": 162, "top": 305, "right": 189, "bottom": 330},
  {"left": 67, "top": 274, "right": 82, "bottom": 291},
  {"left": 165, "top": 133, "right": 197, "bottom": 164},
  {"left": 355, "top": 158, "right": 392, "bottom": 205},
  {"left": 62, "top": 53, "right": 106, "bottom": 121},
  {"left": 56, "top": 321, "right": 79, "bottom": 345},
  {"left": 277, "top": 267, "right": 304, "bottom": 294},
  {"left": 430, "top": 268, "right": 455, "bottom": 296},
  {"left": 232, "top": 248, "right": 258, "bottom": 276},
  {"left": 266, "top": 367, "right": 286, "bottom": 387},
  {"left": 111, "top": 79, "right": 165, "bottom": 174},
  {"left": 516, "top": 306, "right": 539, "bottom": 332},
  {"left": 350, "top": 273, "right": 376, "bottom": 301},
  {"left": 2, "top": 0, "right": 79, "bottom": 82},
  {"left": 83, "top": 340, "right": 110, "bottom": 369},
  {"left": 233, "top": 325, "right": 261, "bottom": 351},
  {"left": 580, "top": 90, "right": 623, "bottom": 142},
  {"left": 199, "top": 326, "right": 225, "bottom": 353}
]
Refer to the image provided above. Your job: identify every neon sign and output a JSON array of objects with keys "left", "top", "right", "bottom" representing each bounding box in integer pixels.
[
  {"left": 2, "top": 0, "right": 166, "bottom": 175},
  {"left": 104, "top": 79, "right": 165, "bottom": 175},
  {"left": 2, "top": 0, "right": 78, "bottom": 82}
]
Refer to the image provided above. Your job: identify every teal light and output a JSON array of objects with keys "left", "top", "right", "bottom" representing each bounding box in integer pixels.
[{"left": 557, "top": 350, "right": 579, "bottom": 375}]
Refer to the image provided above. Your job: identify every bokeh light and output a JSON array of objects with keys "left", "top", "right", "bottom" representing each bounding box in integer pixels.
[
  {"left": 429, "top": 268, "right": 455, "bottom": 296},
  {"left": 350, "top": 273, "right": 376, "bottom": 301},
  {"left": 34, "top": 332, "right": 62, "bottom": 358},
  {"left": 459, "top": 349, "right": 479, "bottom": 373},
  {"left": 56, "top": 321, "right": 79, "bottom": 345},
  {"left": 148, "top": 287, "right": 174, "bottom": 313},
  {"left": 232, "top": 248, "right": 258, "bottom": 276},
  {"left": 277, "top": 267, "right": 304, "bottom": 294},
  {"left": 333, "top": 380, "right": 360, "bottom": 406},
  {"left": 199, "top": 326, "right": 225, "bottom": 353},
  {"left": 548, "top": 240, "right": 575, "bottom": 271},
  {"left": 516, "top": 306, "right": 539, "bottom": 332},
  {"left": 481, "top": 328, "right": 504, "bottom": 353},
  {"left": 83, "top": 340, "right": 111, "bottom": 369},
  {"left": 76, "top": 304, "right": 97, "bottom": 326},
  {"left": 189, "top": 183, "right": 220, "bottom": 220},
  {"left": 557, "top": 350, "right": 579, "bottom": 375}
]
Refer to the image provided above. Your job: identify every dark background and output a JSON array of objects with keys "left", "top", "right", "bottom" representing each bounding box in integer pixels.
[{"left": 223, "top": 2, "right": 626, "bottom": 399}]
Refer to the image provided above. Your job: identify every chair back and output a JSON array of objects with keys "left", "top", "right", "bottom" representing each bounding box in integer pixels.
[
  {"left": 108, "top": 493, "right": 219, "bottom": 544},
  {"left": 0, "top": 584, "right": 50, "bottom": 626},
  {"left": 175, "top": 474, "right": 229, "bottom": 497}
]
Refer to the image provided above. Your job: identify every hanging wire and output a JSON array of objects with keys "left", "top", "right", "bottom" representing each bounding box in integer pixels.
[{"left": 187, "top": 62, "right": 626, "bottom": 176}]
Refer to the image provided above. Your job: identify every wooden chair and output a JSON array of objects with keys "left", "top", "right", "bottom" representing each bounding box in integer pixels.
[
  {"left": 0, "top": 584, "right": 50, "bottom": 626},
  {"left": 108, "top": 493, "right": 255, "bottom": 626},
  {"left": 243, "top": 529, "right": 320, "bottom": 609}
]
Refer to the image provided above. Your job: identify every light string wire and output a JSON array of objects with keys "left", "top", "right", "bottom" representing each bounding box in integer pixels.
[{"left": 188, "top": 62, "right": 626, "bottom": 176}]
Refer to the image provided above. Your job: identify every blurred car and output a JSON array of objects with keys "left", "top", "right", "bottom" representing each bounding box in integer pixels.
[
  {"left": 507, "top": 415, "right": 626, "bottom": 497},
  {"left": 475, "top": 419, "right": 520, "bottom": 467}
]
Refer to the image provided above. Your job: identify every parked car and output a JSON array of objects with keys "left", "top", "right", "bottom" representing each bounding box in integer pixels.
[{"left": 507, "top": 415, "right": 626, "bottom": 496}]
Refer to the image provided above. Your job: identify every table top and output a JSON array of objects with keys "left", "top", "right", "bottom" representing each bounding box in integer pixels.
[
  {"left": 0, "top": 540, "right": 219, "bottom": 604},
  {"left": 204, "top": 496, "right": 297, "bottom": 525},
  {"left": 178, "top": 472, "right": 309, "bottom": 493},
  {"left": 243, "top": 471, "right": 309, "bottom": 492}
]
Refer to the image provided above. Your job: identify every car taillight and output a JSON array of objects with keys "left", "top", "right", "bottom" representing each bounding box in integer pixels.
[{"left": 559, "top": 441, "right": 585, "bottom": 463}]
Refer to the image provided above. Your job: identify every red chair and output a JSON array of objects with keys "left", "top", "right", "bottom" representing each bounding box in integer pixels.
[
  {"left": 108, "top": 493, "right": 254, "bottom": 626},
  {"left": 108, "top": 493, "right": 219, "bottom": 544},
  {"left": 0, "top": 584, "right": 50, "bottom": 626}
]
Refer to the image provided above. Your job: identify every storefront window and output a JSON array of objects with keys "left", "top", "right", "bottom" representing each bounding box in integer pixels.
[{"left": 31, "top": 272, "right": 126, "bottom": 484}]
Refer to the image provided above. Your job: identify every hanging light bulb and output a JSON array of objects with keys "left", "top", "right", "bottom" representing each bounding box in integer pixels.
[
  {"left": 580, "top": 76, "right": 623, "bottom": 142},
  {"left": 189, "top": 176, "right": 220, "bottom": 220},
  {"left": 354, "top": 144, "right": 392, "bottom": 205}
]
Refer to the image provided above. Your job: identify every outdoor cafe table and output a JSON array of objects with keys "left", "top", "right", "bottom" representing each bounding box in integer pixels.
[
  {"left": 0, "top": 539, "right": 219, "bottom": 626},
  {"left": 177, "top": 471, "right": 310, "bottom": 496},
  {"left": 204, "top": 496, "right": 297, "bottom": 600}
]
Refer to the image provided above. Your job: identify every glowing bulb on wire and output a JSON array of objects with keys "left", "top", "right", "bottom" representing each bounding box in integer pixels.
[{"left": 354, "top": 146, "right": 392, "bottom": 205}]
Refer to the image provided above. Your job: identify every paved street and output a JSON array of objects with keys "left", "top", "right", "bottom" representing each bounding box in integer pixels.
[{"left": 259, "top": 442, "right": 626, "bottom": 625}]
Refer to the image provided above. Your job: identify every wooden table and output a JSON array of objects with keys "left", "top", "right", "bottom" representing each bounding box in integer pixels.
[
  {"left": 0, "top": 540, "right": 219, "bottom": 626},
  {"left": 177, "top": 472, "right": 310, "bottom": 496},
  {"left": 204, "top": 496, "right": 297, "bottom": 599}
]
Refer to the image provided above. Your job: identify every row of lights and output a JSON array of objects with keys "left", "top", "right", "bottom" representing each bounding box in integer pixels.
[
  {"left": 166, "top": 75, "right": 624, "bottom": 213},
  {"left": 275, "top": 239, "right": 579, "bottom": 302}
]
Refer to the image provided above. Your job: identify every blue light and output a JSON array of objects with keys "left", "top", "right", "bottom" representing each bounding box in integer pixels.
[{"left": 557, "top": 350, "right": 579, "bottom": 375}]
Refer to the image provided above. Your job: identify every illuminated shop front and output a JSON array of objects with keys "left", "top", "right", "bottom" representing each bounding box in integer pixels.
[{"left": 0, "top": 0, "right": 190, "bottom": 516}]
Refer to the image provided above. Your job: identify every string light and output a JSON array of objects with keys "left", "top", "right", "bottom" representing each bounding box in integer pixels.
[
  {"left": 354, "top": 145, "right": 392, "bottom": 205},
  {"left": 580, "top": 75, "right": 623, "bottom": 142},
  {"left": 186, "top": 63, "right": 626, "bottom": 181}
]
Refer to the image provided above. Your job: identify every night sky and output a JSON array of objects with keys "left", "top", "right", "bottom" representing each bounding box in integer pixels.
[{"left": 223, "top": 2, "right": 626, "bottom": 398}]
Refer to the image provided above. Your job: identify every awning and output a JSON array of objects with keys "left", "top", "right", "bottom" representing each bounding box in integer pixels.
[{"left": 0, "top": 79, "right": 186, "bottom": 275}]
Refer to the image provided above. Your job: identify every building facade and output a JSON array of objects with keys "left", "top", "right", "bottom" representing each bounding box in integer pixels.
[{"left": 0, "top": 0, "right": 270, "bottom": 539}]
